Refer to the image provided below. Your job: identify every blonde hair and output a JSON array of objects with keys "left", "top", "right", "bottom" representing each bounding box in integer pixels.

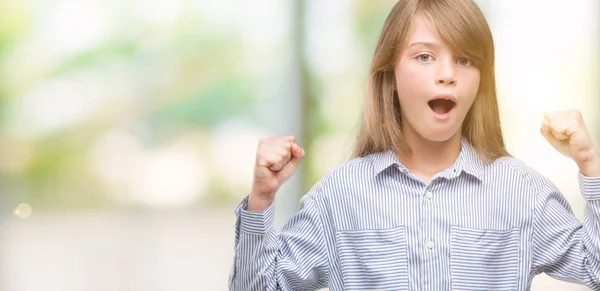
[{"left": 353, "top": 0, "right": 508, "bottom": 163}]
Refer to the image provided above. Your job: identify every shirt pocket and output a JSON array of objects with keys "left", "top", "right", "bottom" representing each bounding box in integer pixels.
[
  {"left": 336, "top": 226, "right": 409, "bottom": 291},
  {"left": 450, "top": 226, "right": 521, "bottom": 291}
]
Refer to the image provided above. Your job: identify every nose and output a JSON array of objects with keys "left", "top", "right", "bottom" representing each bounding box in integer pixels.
[{"left": 435, "top": 59, "right": 456, "bottom": 86}]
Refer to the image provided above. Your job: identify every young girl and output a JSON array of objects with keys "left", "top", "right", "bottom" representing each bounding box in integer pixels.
[{"left": 228, "top": 0, "right": 600, "bottom": 290}]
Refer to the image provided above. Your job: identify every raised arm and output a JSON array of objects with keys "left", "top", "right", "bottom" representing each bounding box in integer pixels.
[
  {"left": 533, "top": 110, "right": 600, "bottom": 288},
  {"left": 228, "top": 136, "right": 330, "bottom": 291}
]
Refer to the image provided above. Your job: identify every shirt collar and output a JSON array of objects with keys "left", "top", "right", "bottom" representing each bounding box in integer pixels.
[
  {"left": 370, "top": 137, "right": 485, "bottom": 181},
  {"left": 371, "top": 150, "right": 403, "bottom": 176},
  {"left": 453, "top": 137, "right": 485, "bottom": 181}
]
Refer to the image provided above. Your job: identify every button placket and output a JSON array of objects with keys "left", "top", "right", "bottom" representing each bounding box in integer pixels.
[{"left": 422, "top": 187, "right": 435, "bottom": 251}]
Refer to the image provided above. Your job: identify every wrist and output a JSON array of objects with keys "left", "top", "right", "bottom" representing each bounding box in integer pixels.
[
  {"left": 577, "top": 149, "right": 600, "bottom": 177},
  {"left": 248, "top": 192, "right": 274, "bottom": 212}
]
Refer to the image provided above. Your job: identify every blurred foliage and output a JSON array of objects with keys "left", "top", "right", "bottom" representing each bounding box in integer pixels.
[
  {"left": 0, "top": 0, "right": 263, "bottom": 211},
  {"left": 0, "top": 1, "right": 30, "bottom": 123},
  {"left": 149, "top": 76, "right": 255, "bottom": 128}
]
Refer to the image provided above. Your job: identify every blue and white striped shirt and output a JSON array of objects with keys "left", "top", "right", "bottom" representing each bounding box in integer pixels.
[{"left": 228, "top": 139, "right": 600, "bottom": 291}]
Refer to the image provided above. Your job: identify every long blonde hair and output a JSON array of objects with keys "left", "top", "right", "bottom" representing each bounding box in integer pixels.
[{"left": 353, "top": 0, "right": 508, "bottom": 163}]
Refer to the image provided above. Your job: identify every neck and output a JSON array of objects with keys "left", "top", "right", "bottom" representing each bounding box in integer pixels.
[{"left": 396, "top": 123, "right": 462, "bottom": 182}]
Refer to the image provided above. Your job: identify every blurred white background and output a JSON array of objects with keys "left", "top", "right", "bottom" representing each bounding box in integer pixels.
[{"left": 0, "top": 0, "right": 597, "bottom": 290}]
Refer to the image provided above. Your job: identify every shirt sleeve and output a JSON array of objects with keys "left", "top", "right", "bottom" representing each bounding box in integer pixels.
[
  {"left": 228, "top": 190, "right": 330, "bottom": 291},
  {"left": 532, "top": 173, "right": 600, "bottom": 289}
]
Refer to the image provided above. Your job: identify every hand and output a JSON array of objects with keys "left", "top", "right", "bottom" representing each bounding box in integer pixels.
[
  {"left": 249, "top": 136, "right": 305, "bottom": 211},
  {"left": 541, "top": 109, "right": 600, "bottom": 177}
]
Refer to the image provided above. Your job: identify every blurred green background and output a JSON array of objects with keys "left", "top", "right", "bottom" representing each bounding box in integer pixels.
[{"left": 0, "top": 0, "right": 598, "bottom": 290}]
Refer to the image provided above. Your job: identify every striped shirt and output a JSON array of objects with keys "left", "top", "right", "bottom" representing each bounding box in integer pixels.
[{"left": 228, "top": 138, "right": 600, "bottom": 291}]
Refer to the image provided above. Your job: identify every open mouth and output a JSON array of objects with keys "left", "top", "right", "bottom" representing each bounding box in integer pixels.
[{"left": 428, "top": 99, "right": 456, "bottom": 115}]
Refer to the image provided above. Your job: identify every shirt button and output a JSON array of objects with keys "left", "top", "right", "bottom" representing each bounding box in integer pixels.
[
  {"left": 426, "top": 240, "right": 434, "bottom": 249},
  {"left": 425, "top": 191, "right": 433, "bottom": 199}
]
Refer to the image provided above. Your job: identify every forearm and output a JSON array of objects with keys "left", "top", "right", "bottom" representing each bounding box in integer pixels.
[
  {"left": 228, "top": 195, "right": 330, "bottom": 291},
  {"left": 581, "top": 173, "right": 600, "bottom": 269},
  {"left": 532, "top": 175, "right": 600, "bottom": 288},
  {"left": 229, "top": 199, "right": 279, "bottom": 291}
]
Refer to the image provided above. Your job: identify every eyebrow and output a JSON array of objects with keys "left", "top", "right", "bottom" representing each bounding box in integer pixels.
[{"left": 406, "top": 41, "right": 441, "bottom": 49}]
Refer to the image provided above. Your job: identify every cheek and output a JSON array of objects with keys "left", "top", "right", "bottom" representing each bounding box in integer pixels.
[
  {"left": 395, "top": 67, "right": 432, "bottom": 113},
  {"left": 395, "top": 66, "right": 429, "bottom": 97},
  {"left": 395, "top": 77, "right": 420, "bottom": 106},
  {"left": 462, "top": 73, "right": 481, "bottom": 101}
]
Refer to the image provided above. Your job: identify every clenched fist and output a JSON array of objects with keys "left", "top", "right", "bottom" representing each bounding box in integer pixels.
[
  {"left": 541, "top": 109, "right": 600, "bottom": 177},
  {"left": 248, "top": 136, "right": 305, "bottom": 212}
]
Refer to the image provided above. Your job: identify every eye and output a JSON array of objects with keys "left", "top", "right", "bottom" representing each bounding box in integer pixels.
[
  {"left": 417, "top": 53, "right": 433, "bottom": 62},
  {"left": 457, "top": 58, "right": 471, "bottom": 66}
]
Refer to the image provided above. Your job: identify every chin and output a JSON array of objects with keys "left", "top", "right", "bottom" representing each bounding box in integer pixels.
[{"left": 417, "top": 127, "right": 460, "bottom": 143}]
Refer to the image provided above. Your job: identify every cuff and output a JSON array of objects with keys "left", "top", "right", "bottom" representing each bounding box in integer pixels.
[
  {"left": 579, "top": 173, "right": 600, "bottom": 200},
  {"left": 235, "top": 195, "right": 275, "bottom": 234}
]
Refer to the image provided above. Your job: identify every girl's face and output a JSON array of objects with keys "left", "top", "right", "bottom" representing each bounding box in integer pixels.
[{"left": 394, "top": 15, "right": 480, "bottom": 142}]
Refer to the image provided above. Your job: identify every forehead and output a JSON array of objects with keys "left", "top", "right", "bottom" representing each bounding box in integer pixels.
[{"left": 405, "top": 15, "right": 444, "bottom": 47}]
